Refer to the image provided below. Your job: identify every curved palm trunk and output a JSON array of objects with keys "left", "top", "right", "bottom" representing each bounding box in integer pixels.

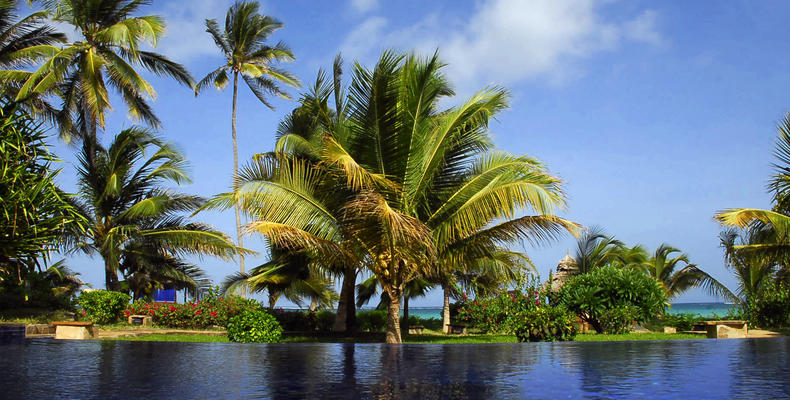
[
  {"left": 385, "top": 289, "right": 402, "bottom": 344},
  {"left": 333, "top": 266, "right": 357, "bottom": 333},
  {"left": 231, "top": 71, "right": 246, "bottom": 297},
  {"left": 268, "top": 288, "right": 279, "bottom": 309},
  {"left": 442, "top": 285, "right": 451, "bottom": 334}
]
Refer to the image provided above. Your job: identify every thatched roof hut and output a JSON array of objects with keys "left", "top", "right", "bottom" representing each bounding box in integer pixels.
[{"left": 547, "top": 253, "right": 578, "bottom": 292}]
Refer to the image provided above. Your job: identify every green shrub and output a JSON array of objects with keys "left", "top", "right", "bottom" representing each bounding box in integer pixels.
[
  {"left": 77, "top": 290, "right": 131, "bottom": 324},
  {"left": 513, "top": 306, "right": 577, "bottom": 342},
  {"left": 598, "top": 305, "right": 639, "bottom": 334},
  {"left": 656, "top": 313, "right": 703, "bottom": 331},
  {"left": 356, "top": 310, "right": 387, "bottom": 332},
  {"left": 744, "top": 280, "right": 790, "bottom": 328},
  {"left": 557, "top": 266, "right": 667, "bottom": 334},
  {"left": 227, "top": 309, "right": 283, "bottom": 343},
  {"left": 315, "top": 310, "right": 336, "bottom": 332}
]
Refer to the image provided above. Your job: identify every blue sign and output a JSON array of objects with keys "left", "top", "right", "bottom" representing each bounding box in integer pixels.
[{"left": 153, "top": 288, "right": 176, "bottom": 303}]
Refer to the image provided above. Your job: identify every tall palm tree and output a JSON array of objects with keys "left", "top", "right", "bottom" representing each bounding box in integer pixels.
[
  {"left": 8, "top": 0, "right": 193, "bottom": 142},
  {"left": 195, "top": 0, "right": 299, "bottom": 290},
  {"left": 215, "top": 51, "right": 577, "bottom": 343},
  {"left": 0, "top": 0, "right": 66, "bottom": 121},
  {"left": 644, "top": 243, "right": 734, "bottom": 301},
  {"left": 70, "top": 127, "right": 242, "bottom": 291}
]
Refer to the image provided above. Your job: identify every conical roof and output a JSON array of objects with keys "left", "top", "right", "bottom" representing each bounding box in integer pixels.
[{"left": 548, "top": 253, "right": 578, "bottom": 292}]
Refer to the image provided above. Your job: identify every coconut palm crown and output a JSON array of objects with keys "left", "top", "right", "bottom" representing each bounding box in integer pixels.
[{"left": 70, "top": 127, "right": 243, "bottom": 292}]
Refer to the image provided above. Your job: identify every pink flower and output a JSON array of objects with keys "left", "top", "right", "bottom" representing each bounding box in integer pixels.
[
  {"left": 210, "top": 311, "right": 217, "bottom": 318},
  {"left": 82, "top": 310, "right": 86, "bottom": 316},
  {"left": 195, "top": 310, "right": 201, "bottom": 315}
]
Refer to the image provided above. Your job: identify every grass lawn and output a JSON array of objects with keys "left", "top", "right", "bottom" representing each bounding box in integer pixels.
[{"left": 105, "top": 334, "right": 229, "bottom": 343}]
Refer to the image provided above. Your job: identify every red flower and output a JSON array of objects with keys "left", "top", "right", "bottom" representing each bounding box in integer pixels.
[
  {"left": 169, "top": 306, "right": 176, "bottom": 312},
  {"left": 195, "top": 310, "right": 201, "bottom": 315},
  {"left": 82, "top": 310, "right": 86, "bottom": 316},
  {"left": 210, "top": 311, "right": 217, "bottom": 318}
]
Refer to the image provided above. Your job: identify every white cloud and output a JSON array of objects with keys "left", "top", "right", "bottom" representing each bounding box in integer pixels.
[
  {"left": 350, "top": 0, "right": 379, "bottom": 13},
  {"left": 340, "top": 0, "right": 663, "bottom": 90},
  {"left": 624, "top": 10, "right": 664, "bottom": 46},
  {"left": 155, "top": 0, "right": 230, "bottom": 63}
]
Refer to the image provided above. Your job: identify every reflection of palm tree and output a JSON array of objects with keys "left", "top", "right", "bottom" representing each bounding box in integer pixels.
[
  {"left": 71, "top": 127, "right": 241, "bottom": 291},
  {"left": 195, "top": 1, "right": 299, "bottom": 287}
]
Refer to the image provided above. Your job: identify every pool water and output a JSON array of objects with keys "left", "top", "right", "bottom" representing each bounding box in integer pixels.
[{"left": 2, "top": 338, "right": 789, "bottom": 398}]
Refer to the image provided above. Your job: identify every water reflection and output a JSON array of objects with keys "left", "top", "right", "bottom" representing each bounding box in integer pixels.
[{"left": 1, "top": 338, "right": 789, "bottom": 399}]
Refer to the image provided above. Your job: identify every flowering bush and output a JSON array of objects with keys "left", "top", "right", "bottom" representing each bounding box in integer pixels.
[
  {"left": 123, "top": 295, "right": 260, "bottom": 329},
  {"left": 455, "top": 287, "right": 544, "bottom": 333}
]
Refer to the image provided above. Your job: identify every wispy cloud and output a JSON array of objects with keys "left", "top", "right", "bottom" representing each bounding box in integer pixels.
[
  {"left": 340, "top": 0, "right": 663, "bottom": 90},
  {"left": 155, "top": 0, "right": 230, "bottom": 64},
  {"left": 350, "top": 0, "right": 379, "bottom": 13}
]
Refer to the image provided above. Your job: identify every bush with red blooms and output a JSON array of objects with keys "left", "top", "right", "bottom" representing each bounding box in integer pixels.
[{"left": 123, "top": 295, "right": 261, "bottom": 329}]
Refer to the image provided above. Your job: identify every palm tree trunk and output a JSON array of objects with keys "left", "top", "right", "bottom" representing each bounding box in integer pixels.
[
  {"left": 333, "top": 267, "right": 357, "bottom": 333},
  {"left": 104, "top": 257, "right": 119, "bottom": 292},
  {"left": 268, "top": 288, "right": 279, "bottom": 309},
  {"left": 231, "top": 71, "right": 246, "bottom": 297},
  {"left": 401, "top": 295, "right": 410, "bottom": 334},
  {"left": 442, "top": 285, "right": 451, "bottom": 334},
  {"left": 384, "top": 287, "right": 402, "bottom": 344}
]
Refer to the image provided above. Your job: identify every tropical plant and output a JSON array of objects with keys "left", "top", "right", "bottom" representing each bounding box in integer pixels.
[
  {"left": 69, "top": 127, "right": 242, "bottom": 292},
  {"left": 512, "top": 305, "right": 577, "bottom": 342},
  {"left": 6, "top": 0, "right": 193, "bottom": 142},
  {"left": 221, "top": 246, "right": 338, "bottom": 310},
  {"left": 0, "top": 259, "right": 84, "bottom": 309},
  {"left": 572, "top": 226, "right": 623, "bottom": 274},
  {"left": 0, "top": 105, "right": 85, "bottom": 284},
  {"left": 195, "top": 0, "right": 299, "bottom": 285},
  {"left": 557, "top": 266, "right": 667, "bottom": 333},
  {"left": 719, "top": 228, "right": 777, "bottom": 302},
  {"left": 642, "top": 243, "right": 734, "bottom": 301},
  {"left": 227, "top": 308, "right": 283, "bottom": 343},
  {"left": 0, "top": 0, "right": 66, "bottom": 121},
  {"left": 715, "top": 114, "right": 790, "bottom": 267},
  {"left": 208, "top": 51, "right": 577, "bottom": 343},
  {"left": 77, "top": 289, "right": 130, "bottom": 324}
]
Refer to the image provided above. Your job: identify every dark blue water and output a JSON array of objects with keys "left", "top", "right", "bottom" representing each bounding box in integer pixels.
[{"left": 2, "top": 338, "right": 789, "bottom": 399}]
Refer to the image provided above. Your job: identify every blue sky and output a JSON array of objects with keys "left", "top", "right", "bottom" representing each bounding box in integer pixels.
[{"left": 42, "top": 0, "right": 790, "bottom": 307}]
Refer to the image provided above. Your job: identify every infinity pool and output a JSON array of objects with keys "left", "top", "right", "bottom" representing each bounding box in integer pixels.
[{"left": 2, "top": 338, "right": 789, "bottom": 398}]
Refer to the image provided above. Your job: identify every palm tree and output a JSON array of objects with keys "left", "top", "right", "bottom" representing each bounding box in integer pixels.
[
  {"left": 8, "top": 0, "right": 193, "bottom": 143},
  {"left": 0, "top": 0, "right": 66, "bottom": 121},
  {"left": 219, "top": 51, "right": 577, "bottom": 343},
  {"left": 644, "top": 243, "right": 734, "bottom": 301},
  {"left": 194, "top": 0, "right": 299, "bottom": 289},
  {"left": 69, "top": 127, "right": 242, "bottom": 291},
  {"left": 572, "top": 226, "right": 623, "bottom": 274},
  {"left": 716, "top": 114, "right": 790, "bottom": 265},
  {"left": 719, "top": 228, "right": 777, "bottom": 302},
  {"left": 221, "top": 246, "right": 337, "bottom": 310}
]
